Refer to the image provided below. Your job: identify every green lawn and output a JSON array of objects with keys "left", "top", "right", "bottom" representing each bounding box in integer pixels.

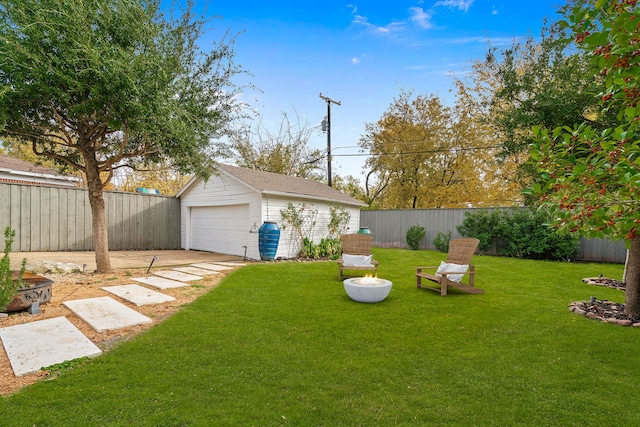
[{"left": 0, "top": 248, "right": 635, "bottom": 426}]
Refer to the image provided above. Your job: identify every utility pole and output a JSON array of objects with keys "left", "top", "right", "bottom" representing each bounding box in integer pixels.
[{"left": 319, "top": 93, "right": 341, "bottom": 187}]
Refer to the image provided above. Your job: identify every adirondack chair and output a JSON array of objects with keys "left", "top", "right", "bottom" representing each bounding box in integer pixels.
[
  {"left": 416, "top": 237, "right": 483, "bottom": 296},
  {"left": 337, "top": 234, "right": 379, "bottom": 280}
]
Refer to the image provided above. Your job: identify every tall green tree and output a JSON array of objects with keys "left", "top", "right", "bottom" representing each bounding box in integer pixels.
[
  {"left": 0, "top": 0, "right": 244, "bottom": 272},
  {"left": 460, "top": 18, "right": 616, "bottom": 198},
  {"left": 531, "top": 0, "right": 640, "bottom": 315}
]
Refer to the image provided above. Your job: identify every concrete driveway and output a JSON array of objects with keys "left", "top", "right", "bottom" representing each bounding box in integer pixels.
[{"left": 9, "top": 250, "right": 246, "bottom": 271}]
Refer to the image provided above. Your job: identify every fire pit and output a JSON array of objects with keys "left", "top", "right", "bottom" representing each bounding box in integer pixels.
[
  {"left": 343, "top": 277, "right": 392, "bottom": 303},
  {"left": 4, "top": 273, "right": 53, "bottom": 313}
]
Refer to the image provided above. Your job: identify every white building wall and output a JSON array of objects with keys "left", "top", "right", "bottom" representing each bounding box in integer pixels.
[
  {"left": 180, "top": 174, "right": 262, "bottom": 259},
  {"left": 261, "top": 195, "right": 361, "bottom": 259},
  {"left": 180, "top": 173, "right": 363, "bottom": 260}
]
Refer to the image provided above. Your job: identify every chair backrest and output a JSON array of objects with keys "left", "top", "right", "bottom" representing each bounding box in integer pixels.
[
  {"left": 340, "top": 234, "right": 373, "bottom": 255},
  {"left": 446, "top": 238, "right": 479, "bottom": 264}
]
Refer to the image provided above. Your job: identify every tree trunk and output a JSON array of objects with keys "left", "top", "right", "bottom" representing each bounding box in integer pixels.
[
  {"left": 624, "top": 236, "right": 640, "bottom": 316},
  {"left": 85, "top": 159, "right": 112, "bottom": 273},
  {"left": 88, "top": 188, "right": 111, "bottom": 273}
]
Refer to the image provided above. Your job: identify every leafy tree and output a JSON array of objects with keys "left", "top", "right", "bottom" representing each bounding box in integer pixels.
[
  {"left": 228, "top": 111, "right": 325, "bottom": 180},
  {"left": 530, "top": 0, "right": 640, "bottom": 315},
  {"left": 331, "top": 174, "right": 367, "bottom": 204},
  {"left": 459, "top": 18, "right": 616, "bottom": 199},
  {"left": 359, "top": 90, "right": 520, "bottom": 208},
  {"left": 0, "top": 0, "right": 244, "bottom": 272}
]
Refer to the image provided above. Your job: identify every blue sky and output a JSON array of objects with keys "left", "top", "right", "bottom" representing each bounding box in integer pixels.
[{"left": 188, "top": 0, "right": 565, "bottom": 180}]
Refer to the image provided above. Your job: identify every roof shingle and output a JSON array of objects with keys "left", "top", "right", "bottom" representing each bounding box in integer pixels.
[
  {"left": 178, "top": 164, "right": 365, "bottom": 206},
  {"left": 218, "top": 164, "right": 364, "bottom": 206}
]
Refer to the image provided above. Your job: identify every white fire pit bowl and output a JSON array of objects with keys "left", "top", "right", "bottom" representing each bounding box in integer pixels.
[{"left": 343, "top": 277, "right": 392, "bottom": 303}]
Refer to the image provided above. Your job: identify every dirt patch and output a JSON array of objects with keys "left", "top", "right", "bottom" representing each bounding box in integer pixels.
[{"left": 0, "top": 267, "right": 231, "bottom": 396}]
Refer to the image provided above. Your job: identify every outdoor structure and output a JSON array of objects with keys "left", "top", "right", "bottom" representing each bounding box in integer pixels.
[
  {"left": 177, "top": 164, "right": 366, "bottom": 260},
  {"left": 0, "top": 154, "right": 81, "bottom": 187}
]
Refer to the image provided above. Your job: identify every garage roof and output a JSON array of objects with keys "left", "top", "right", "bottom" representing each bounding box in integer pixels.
[{"left": 178, "top": 164, "right": 366, "bottom": 207}]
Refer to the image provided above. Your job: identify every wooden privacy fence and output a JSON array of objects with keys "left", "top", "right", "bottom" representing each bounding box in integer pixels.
[
  {"left": 360, "top": 208, "right": 627, "bottom": 264},
  {"left": 0, "top": 183, "right": 180, "bottom": 252},
  {"left": 0, "top": 182, "right": 627, "bottom": 262}
]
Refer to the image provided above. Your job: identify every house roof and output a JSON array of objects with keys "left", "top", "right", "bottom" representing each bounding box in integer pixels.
[
  {"left": 178, "top": 163, "right": 367, "bottom": 207},
  {"left": 0, "top": 153, "right": 80, "bottom": 187}
]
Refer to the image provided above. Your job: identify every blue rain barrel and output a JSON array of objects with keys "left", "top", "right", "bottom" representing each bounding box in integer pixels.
[{"left": 258, "top": 221, "right": 280, "bottom": 261}]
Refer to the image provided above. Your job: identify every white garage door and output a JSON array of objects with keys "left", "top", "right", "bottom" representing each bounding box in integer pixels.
[{"left": 190, "top": 204, "right": 249, "bottom": 256}]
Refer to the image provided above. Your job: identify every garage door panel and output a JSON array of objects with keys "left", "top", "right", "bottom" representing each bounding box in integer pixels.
[{"left": 190, "top": 205, "right": 249, "bottom": 256}]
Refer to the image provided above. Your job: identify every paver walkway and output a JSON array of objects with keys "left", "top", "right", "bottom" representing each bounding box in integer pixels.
[
  {"left": 63, "top": 297, "right": 153, "bottom": 333},
  {"left": 0, "top": 317, "right": 102, "bottom": 376},
  {"left": 102, "top": 284, "right": 176, "bottom": 306},
  {"left": 0, "top": 262, "right": 243, "bottom": 376}
]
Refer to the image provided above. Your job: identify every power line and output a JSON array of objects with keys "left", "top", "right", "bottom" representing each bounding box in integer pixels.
[{"left": 327, "top": 144, "right": 503, "bottom": 158}]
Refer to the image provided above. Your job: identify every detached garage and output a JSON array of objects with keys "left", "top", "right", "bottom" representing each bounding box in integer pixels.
[{"left": 177, "top": 164, "right": 366, "bottom": 260}]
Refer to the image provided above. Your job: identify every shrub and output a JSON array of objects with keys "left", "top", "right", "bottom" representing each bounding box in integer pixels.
[
  {"left": 456, "top": 209, "right": 501, "bottom": 253},
  {"left": 0, "top": 227, "right": 26, "bottom": 312},
  {"left": 406, "top": 225, "right": 426, "bottom": 250},
  {"left": 301, "top": 237, "right": 342, "bottom": 259},
  {"left": 457, "top": 209, "right": 580, "bottom": 261},
  {"left": 433, "top": 230, "right": 452, "bottom": 253}
]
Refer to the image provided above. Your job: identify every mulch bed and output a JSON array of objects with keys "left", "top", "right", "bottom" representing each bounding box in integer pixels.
[{"left": 570, "top": 277, "right": 640, "bottom": 327}]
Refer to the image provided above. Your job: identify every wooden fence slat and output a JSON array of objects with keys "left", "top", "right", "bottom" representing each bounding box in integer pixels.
[{"left": 0, "top": 183, "right": 180, "bottom": 251}]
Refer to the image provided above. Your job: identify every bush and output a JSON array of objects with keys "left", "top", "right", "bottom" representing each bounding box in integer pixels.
[
  {"left": 301, "top": 237, "right": 342, "bottom": 259},
  {"left": 456, "top": 209, "right": 502, "bottom": 253},
  {"left": 0, "top": 227, "right": 25, "bottom": 312},
  {"left": 433, "top": 230, "right": 452, "bottom": 253},
  {"left": 457, "top": 209, "right": 580, "bottom": 261},
  {"left": 406, "top": 225, "right": 426, "bottom": 250}
]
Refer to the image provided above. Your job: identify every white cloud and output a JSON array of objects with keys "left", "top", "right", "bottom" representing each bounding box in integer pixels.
[
  {"left": 434, "top": 0, "right": 474, "bottom": 12},
  {"left": 409, "top": 7, "right": 434, "bottom": 29},
  {"left": 352, "top": 57, "right": 362, "bottom": 64},
  {"left": 492, "top": 5, "right": 498, "bottom": 15},
  {"left": 347, "top": 4, "right": 358, "bottom": 14},
  {"left": 352, "top": 14, "right": 405, "bottom": 35}
]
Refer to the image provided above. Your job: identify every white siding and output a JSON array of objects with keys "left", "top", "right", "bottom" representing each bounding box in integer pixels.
[
  {"left": 180, "top": 174, "right": 262, "bottom": 259},
  {"left": 261, "top": 195, "right": 361, "bottom": 259},
  {"left": 180, "top": 173, "right": 363, "bottom": 260}
]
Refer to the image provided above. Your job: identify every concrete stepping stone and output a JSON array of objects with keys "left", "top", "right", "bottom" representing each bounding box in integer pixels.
[
  {"left": 153, "top": 270, "right": 203, "bottom": 282},
  {"left": 173, "top": 266, "right": 220, "bottom": 276},
  {"left": 0, "top": 317, "right": 102, "bottom": 377},
  {"left": 63, "top": 297, "right": 152, "bottom": 333},
  {"left": 102, "top": 284, "right": 176, "bottom": 306},
  {"left": 131, "top": 276, "right": 190, "bottom": 289},
  {"left": 190, "top": 263, "right": 233, "bottom": 271}
]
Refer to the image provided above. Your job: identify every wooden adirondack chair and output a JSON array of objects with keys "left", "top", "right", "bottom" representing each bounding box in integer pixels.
[
  {"left": 416, "top": 237, "right": 483, "bottom": 296},
  {"left": 337, "top": 234, "right": 379, "bottom": 280}
]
